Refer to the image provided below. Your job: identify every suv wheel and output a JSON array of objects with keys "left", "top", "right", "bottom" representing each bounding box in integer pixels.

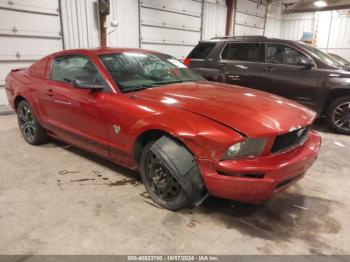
[{"left": 326, "top": 96, "right": 350, "bottom": 135}]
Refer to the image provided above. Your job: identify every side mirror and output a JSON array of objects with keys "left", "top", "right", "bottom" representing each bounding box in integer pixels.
[
  {"left": 298, "top": 57, "right": 314, "bottom": 69},
  {"left": 72, "top": 76, "right": 105, "bottom": 90}
]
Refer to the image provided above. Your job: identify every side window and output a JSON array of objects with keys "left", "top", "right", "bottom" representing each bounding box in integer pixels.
[
  {"left": 51, "top": 55, "right": 104, "bottom": 85},
  {"left": 266, "top": 44, "right": 307, "bottom": 65},
  {"left": 221, "top": 43, "right": 264, "bottom": 62},
  {"left": 188, "top": 42, "right": 216, "bottom": 59}
]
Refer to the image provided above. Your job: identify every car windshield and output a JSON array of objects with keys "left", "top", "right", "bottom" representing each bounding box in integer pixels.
[
  {"left": 329, "top": 53, "right": 350, "bottom": 66},
  {"left": 99, "top": 52, "right": 204, "bottom": 92},
  {"left": 299, "top": 42, "right": 343, "bottom": 67}
]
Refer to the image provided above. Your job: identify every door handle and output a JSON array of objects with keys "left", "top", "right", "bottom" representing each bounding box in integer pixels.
[
  {"left": 47, "top": 89, "right": 54, "bottom": 97},
  {"left": 218, "top": 61, "right": 226, "bottom": 66},
  {"left": 265, "top": 66, "right": 274, "bottom": 72},
  {"left": 228, "top": 75, "right": 240, "bottom": 81}
]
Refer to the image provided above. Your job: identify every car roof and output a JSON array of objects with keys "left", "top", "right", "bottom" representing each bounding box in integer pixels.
[
  {"left": 50, "top": 47, "right": 163, "bottom": 57},
  {"left": 205, "top": 35, "right": 299, "bottom": 45}
]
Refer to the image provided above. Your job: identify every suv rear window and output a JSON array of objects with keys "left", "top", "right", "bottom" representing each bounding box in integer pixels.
[
  {"left": 188, "top": 42, "right": 216, "bottom": 59},
  {"left": 221, "top": 43, "right": 264, "bottom": 62}
]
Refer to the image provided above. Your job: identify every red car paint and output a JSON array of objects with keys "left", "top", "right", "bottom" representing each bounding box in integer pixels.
[{"left": 5, "top": 48, "right": 321, "bottom": 203}]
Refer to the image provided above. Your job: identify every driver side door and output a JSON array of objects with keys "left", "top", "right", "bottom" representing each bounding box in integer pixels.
[{"left": 43, "top": 55, "right": 111, "bottom": 158}]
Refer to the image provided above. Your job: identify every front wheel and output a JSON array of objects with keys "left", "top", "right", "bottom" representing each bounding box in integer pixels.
[
  {"left": 140, "top": 140, "right": 190, "bottom": 210},
  {"left": 17, "top": 100, "right": 48, "bottom": 145},
  {"left": 326, "top": 96, "right": 350, "bottom": 135}
]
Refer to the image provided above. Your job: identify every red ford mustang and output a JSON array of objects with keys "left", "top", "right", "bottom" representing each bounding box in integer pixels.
[{"left": 5, "top": 48, "right": 321, "bottom": 210}]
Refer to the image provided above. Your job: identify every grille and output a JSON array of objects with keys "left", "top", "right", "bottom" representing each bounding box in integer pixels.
[{"left": 271, "top": 126, "right": 309, "bottom": 154}]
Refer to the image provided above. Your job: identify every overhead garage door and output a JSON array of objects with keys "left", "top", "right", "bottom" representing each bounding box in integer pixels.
[
  {"left": 233, "top": 0, "right": 267, "bottom": 36},
  {"left": 140, "top": 0, "right": 203, "bottom": 59},
  {"left": 0, "top": 0, "right": 63, "bottom": 106}
]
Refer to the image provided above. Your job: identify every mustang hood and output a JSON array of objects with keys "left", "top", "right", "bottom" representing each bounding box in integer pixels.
[{"left": 137, "top": 81, "right": 316, "bottom": 137}]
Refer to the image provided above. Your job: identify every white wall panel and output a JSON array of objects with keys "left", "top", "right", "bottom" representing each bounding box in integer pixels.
[
  {"left": 0, "top": 9, "right": 61, "bottom": 38},
  {"left": 141, "top": 26, "right": 200, "bottom": 46},
  {"left": 0, "top": 0, "right": 59, "bottom": 14},
  {"left": 235, "top": 24, "right": 263, "bottom": 36},
  {"left": 141, "top": 0, "right": 202, "bottom": 17},
  {"left": 60, "top": 0, "right": 100, "bottom": 49},
  {"left": 234, "top": 0, "right": 267, "bottom": 36},
  {"left": 280, "top": 13, "right": 315, "bottom": 40},
  {"left": 235, "top": 12, "right": 265, "bottom": 29},
  {"left": 107, "top": 0, "right": 139, "bottom": 47},
  {"left": 140, "top": 0, "right": 203, "bottom": 59},
  {"left": 264, "top": 1, "right": 282, "bottom": 38},
  {"left": 202, "top": 0, "right": 226, "bottom": 40},
  {"left": 264, "top": 17, "right": 282, "bottom": 38},
  {"left": 0, "top": 0, "right": 63, "bottom": 105},
  {"left": 315, "top": 10, "right": 350, "bottom": 60}
]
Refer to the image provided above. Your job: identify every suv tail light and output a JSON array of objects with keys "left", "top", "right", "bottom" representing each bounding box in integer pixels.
[{"left": 183, "top": 58, "right": 191, "bottom": 66}]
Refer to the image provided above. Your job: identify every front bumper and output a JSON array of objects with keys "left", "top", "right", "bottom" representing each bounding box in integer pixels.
[{"left": 197, "top": 130, "right": 321, "bottom": 203}]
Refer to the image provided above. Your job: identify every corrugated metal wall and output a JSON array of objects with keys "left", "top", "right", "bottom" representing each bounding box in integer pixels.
[
  {"left": 264, "top": 1, "right": 282, "bottom": 38},
  {"left": 265, "top": 7, "right": 350, "bottom": 61},
  {"left": 60, "top": 0, "right": 100, "bottom": 49},
  {"left": 316, "top": 10, "right": 350, "bottom": 60},
  {"left": 202, "top": 0, "right": 226, "bottom": 40},
  {"left": 280, "top": 12, "right": 315, "bottom": 40}
]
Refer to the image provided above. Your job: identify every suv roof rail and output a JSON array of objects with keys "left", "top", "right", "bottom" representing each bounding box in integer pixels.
[{"left": 210, "top": 35, "right": 269, "bottom": 41}]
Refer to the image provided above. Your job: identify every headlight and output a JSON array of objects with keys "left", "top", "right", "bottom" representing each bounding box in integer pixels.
[{"left": 222, "top": 137, "right": 267, "bottom": 160}]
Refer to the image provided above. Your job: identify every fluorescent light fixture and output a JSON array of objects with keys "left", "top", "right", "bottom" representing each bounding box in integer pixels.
[{"left": 313, "top": 0, "right": 327, "bottom": 7}]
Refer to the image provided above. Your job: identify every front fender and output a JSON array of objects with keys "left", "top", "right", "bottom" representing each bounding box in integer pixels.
[{"left": 128, "top": 109, "right": 243, "bottom": 161}]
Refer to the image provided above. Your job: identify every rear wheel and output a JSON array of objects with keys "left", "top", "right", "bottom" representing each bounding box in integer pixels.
[
  {"left": 17, "top": 100, "right": 48, "bottom": 145},
  {"left": 140, "top": 140, "right": 190, "bottom": 210},
  {"left": 326, "top": 96, "right": 350, "bottom": 135}
]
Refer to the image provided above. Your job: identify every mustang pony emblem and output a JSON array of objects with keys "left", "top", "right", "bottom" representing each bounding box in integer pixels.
[{"left": 112, "top": 124, "right": 121, "bottom": 135}]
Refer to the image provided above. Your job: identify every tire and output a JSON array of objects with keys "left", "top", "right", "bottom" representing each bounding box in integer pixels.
[
  {"left": 17, "top": 100, "right": 48, "bottom": 145},
  {"left": 139, "top": 139, "right": 191, "bottom": 211},
  {"left": 326, "top": 96, "right": 350, "bottom": 135}
]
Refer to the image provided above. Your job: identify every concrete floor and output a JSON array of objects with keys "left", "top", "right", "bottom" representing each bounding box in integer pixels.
[{"left": 0, "top": 114, "right": 350, "bottom": 255}]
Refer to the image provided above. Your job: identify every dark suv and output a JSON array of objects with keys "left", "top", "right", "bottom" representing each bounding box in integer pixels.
[{"left": 185, "top": 36, "right": 350, "bottom": 134}]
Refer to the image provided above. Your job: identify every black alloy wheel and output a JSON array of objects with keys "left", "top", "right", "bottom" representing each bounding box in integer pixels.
[
  {"left": 17, "top": 100, "right": 48, "bottom": 145},
  {"left": 327, "top": 96, "right": 350, "bottom": 135}
]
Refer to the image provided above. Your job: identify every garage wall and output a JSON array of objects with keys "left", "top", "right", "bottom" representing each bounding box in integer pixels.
[
  {"left": 280, "top": 12, "right": 315, "bottom": 40},
  {"left": 107, "top": 0, "right": 139, "bottom": 48},
  {"left": 139, "top": 0, "right": 203, "bottom": 59},
  {"left": 0, "top": 0, "right": 63, "bottom": 106},
  {"left": 264, "top": 7, "right": 350, "bottom": 61},
  {"left": 264, "top": 1, "right": 282, "bottom": 38},
  {"left": 233, "top": 0, "right": 267, "bottom": 36},
  {"left": 316, "top": 10, "right": 350, "bottom": 60},
  {"left": 202, "top": 0, "right": 226, "bottom": 40},
  {"left": 60, "top": 0, "right": 100, "bottom": 49}
]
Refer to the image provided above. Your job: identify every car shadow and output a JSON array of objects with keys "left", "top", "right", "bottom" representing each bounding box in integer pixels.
[
  {"left": 48, "top": 138, "right": 141, "bottom": 183},
  {"left": 190, "top": 192, "right": 340, "bottom": 251}
]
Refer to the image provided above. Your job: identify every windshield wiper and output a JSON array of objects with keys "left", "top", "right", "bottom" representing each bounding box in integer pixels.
[
  {"left": 122, "top": 83, "right": 160, "bottom": 93},
  {"left": 155, "top": 80, "right": 185, "bottom": 85}
]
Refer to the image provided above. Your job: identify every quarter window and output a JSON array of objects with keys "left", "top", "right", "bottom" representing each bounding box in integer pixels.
[
  {"left": 266, "top": 44, "right": 308, "bottom": 65},
  {"left": 221, "top": 43, "right": 264, "bottom": 62},
  {"left": 188, "top": 42, "right": 216, "bottom": 59}
]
